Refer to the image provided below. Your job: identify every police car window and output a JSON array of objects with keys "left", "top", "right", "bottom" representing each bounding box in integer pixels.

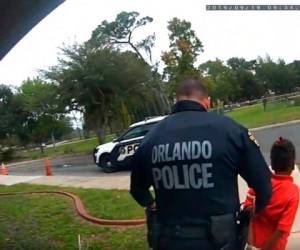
[{"left": 121, "top": 123, "right": 156, "bottom": 140}]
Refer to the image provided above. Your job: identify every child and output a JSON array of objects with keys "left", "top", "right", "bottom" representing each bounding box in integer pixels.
[{"left": 244, "top": 137, "right": 299, "bottom": 250}]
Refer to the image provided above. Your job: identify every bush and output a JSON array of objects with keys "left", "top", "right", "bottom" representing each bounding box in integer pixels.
[
  {"left": 63, "top": 146, "right": 75, "bottom": 154},
  {"left": 0, "top": 148, "right": 15, "bottom": 162},
  {"left": 293, "top": 96, "right": 300, "bottom": 106}
]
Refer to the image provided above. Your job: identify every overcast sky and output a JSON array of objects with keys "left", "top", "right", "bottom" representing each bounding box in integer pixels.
[{"left": 1, "top": 0, "right": 300, "bottom": 86}]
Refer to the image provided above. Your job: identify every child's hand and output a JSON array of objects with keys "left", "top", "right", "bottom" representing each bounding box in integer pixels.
[
  {"left": 244, "top": 206, "right": 255, "bottom": 217},
  {"left": 245, "top": 244, "right": 260, "bottom": 250}
]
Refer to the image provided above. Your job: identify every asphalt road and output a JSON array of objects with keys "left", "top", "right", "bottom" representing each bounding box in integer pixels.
[
  {"left": 252, "top": 122, "right": 300, "bottom": 165},
  {"left": 8, "top": 157, "right": 101, "bottom": 176},
  {"left": 7, "top": 122, "right": 300, "bottom": 176}
]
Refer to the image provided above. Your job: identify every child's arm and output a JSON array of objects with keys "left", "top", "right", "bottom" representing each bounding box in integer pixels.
[
  {"left": 244, "top": 188, "right": 255, "bottom": 208},
  {"left": 262, "top": 187, "right": 299, "bottom": 250},
  {"left": 260, "top": 230, "right": 284, "bottom": 250},
  {"left": 244, "top": 189, "right": 256, "bottom": 245},
  {"left": 277, "top": 191, "right": 299, "bottom": 232}
]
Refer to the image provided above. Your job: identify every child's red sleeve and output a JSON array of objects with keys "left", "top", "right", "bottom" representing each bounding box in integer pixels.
[
  {"left": 244, "top": 188, "right": 256, "bottom": 208},
  {"left": 277, "top": 186, "right": 299, "bottom": 233}
]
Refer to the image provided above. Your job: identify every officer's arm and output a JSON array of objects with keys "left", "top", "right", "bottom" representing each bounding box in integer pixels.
[
  {"left": 130, "top": 148, "right": 154, "bottom": 207},
  {"left": 239, "top": 130, "right": 272, "bottom": 213}
]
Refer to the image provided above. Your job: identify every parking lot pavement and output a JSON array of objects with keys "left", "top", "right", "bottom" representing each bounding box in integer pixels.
[
  {"left": 7, "top": 155, "right": 94, "bottom": 176},
  {"left": 287, "top": 233, "right": 300, "bottom": 250},
  {"left": 27, "top": 174, "right": 130, "bottom": 189},
  {"left": 0, "top": 175, "right": 43, "bottom": 186}
]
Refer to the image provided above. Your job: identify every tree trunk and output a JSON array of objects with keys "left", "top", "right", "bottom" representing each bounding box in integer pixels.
[
  {"left": 51, "top": 131, "right": 56, "bottom": 148},
  {"left": 97, "top": 128, "right": 105, "bottom": 144}
]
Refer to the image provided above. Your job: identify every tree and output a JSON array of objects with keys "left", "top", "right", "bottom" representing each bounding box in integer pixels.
[
  {"left": 120, "top": 102, "right": 131, "bottom": 128},
  {"left": 162, "top": 18, "right": 204, "bottom": 97},
  {"left": 0, "top": 84, "right": 15, "bottom": 141},
  {"left": 237, "top": 70, "right": 263, "bottom": 100},
  {"left": 44, "top": 11, "right": 172, "bottom": 143},
  {"left": 200, "top": 59, "right": 241, "bottom": 102},
  {"left": 0, "top": 85, "right": 19, "bottom": 160},
  {"left": 227, "top": 57, "right": 263, "bottom": 100},
  {"left": 288, "top": 60, "right": 300, "bottom": 88},
  {"left": 45, "top": 46, "right": 158, "bottom": 143},
  {"left": 88, "top": 11, "right": 170, "bottom": 112},
  {"left": 0, "top": 85, "right": 31, "bottom": 146},
  {"left": 255, "top": 57, "right": 297, "bottom": 94},
  {"left": 0, "top": 85, "right": 32, "bottom": 160},
  {"left": 215, "top": 71, "right": 240, "bottom": 102},
  {"left": 227, "top": 57, "right": 256, "bottom": 71},
  {"left": 26, "top": 115, "right": 72, "bottom": 144},
  {"left": 200, "top": 59, "right": 227, "bottom": 81},
  {"left": 88, "top": 11, "right": 155, "bottom": 65},
  {"left": 17, "top": 78, "right": 62, "bottom": 117},
  {"left": 15, "top": 78, "right": 72, "bottom": 145}
]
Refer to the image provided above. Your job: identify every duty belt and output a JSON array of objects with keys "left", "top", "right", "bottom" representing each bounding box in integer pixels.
[{"left": 161, "top": 225, "right": 209, "bottom": 239}]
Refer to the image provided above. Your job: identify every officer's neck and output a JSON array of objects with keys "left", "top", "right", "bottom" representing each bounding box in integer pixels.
[{"left": 176, "top": 96, "right": 209, "bottom": 111}]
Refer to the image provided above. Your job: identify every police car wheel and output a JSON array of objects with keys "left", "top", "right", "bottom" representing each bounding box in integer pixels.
[{"left": 100, "top": 153, "right": 118, "bottom": 173}]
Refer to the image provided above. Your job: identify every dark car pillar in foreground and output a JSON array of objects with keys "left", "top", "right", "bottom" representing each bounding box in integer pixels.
[{"left": 0, "top": 0, "right": 65, "bottom": 60}]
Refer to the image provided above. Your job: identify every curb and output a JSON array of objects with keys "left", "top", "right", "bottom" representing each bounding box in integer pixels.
[
  {"left": 0, "top": 191, "right": 145, "bottom": 226},
  {"left": 250, "top": 119, "right": 300, "bottom": 132},
  {"left": 7, "top": 158, "right": 44, "bottom": 167}
]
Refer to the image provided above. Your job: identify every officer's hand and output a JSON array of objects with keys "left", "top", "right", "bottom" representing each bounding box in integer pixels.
[
  {"left": 145, "top": 201, "right": 156, "bottom": 211},
  {"left": 149, "top": 202, "right": 156, "bottom": 209}
]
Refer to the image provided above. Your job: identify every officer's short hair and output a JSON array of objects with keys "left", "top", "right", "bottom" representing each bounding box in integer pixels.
[
  {"left": 176, "top": 78, "right": 208, "bottom": 98},
  {"left": 271, "top": 137, "right": 295, "bottom": 172}
]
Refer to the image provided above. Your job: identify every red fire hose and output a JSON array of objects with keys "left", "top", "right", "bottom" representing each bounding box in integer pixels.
[{"left": 0, "top": 191, "right": 146, "bottom": 226}]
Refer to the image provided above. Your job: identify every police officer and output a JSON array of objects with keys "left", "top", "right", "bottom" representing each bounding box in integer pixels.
[{"left": 130, "top": 78, "right": 272, "bottom": 250}]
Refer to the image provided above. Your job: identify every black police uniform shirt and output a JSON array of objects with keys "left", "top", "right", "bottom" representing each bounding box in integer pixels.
[{"left": 130, "top": 100, "right": 272, "bottom": 226}]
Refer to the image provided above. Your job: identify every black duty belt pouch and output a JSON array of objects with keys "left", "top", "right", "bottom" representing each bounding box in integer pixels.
[
  {"left": 237, "top": 208, "right": 252, "bottom": 250},
  {"left": 162, "top": 225, "right": 209, "bottom": 239},
  {"left": 146, "top": 208, "right": 160, "bottom": 249},
  {"left": 210, "top": 213, "right": 237, "bottom": 250}
]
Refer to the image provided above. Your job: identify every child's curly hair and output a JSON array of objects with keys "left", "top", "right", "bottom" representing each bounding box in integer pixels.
[{"left": 271, "top": 137, "right": 295, "bottom": 172}]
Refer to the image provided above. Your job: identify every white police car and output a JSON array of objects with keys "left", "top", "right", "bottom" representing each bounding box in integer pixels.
[{"left": 93, "top": 116, "right": 166, "bottom": 173}]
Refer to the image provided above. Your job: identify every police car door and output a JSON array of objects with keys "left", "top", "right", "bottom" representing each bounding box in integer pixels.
[{"left": 110, "top": 123, "right": 156, "bottom": 170}]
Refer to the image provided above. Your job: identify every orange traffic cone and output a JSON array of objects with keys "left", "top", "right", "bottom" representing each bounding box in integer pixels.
[
  {"left": 1, "top": 163, "right": 8, "bottom": 175},
  {"left": 44, "top": 159, "right": 53, "bottom": 176}
]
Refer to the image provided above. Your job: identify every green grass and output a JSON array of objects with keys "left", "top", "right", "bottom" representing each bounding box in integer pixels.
[
  {"left": 19, "top": 138, "right": 99, "bottom": 160},
  {"left": 0, "top": 184, "right": 148, "bottom": 250},
  {"left": 226, "top": 99, "right": 300, "bottom": 128},
  {"left": 17, "top": 134, "right": 116, "bottom": 161}
]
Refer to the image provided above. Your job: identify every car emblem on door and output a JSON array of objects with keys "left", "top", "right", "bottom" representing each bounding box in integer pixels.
[{"left": 117, "top": 143, "right": 140, "bottom": 161}]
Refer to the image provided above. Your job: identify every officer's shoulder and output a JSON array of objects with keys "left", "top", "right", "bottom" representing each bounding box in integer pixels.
[
  {"left": 206, "top": 112, "right": 247, "bottom": 133},
  {"left": 135, "top": 119, "right": 164, "bottom": 149}
]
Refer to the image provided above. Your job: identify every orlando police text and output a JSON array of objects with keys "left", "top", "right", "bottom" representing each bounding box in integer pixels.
[{"left": 151, "top": 140, "right": 214, "bottom": 190}]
